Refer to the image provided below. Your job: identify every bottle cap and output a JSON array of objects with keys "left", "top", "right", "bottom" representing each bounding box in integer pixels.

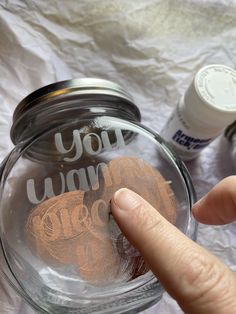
[{"left": 184, "top": 65, "right": 236, "bottom": 128}]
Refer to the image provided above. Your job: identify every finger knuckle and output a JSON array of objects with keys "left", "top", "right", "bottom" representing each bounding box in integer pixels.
[
  {"left": 181, "top": 252, "right": 228, "bottom": 303},
  {"left": 177, "top": 252, "right": 236, "bottom": 313}
]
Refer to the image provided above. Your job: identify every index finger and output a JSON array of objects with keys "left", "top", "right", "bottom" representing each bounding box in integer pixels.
[{"left": 111, "top": 188, "right": 236, "bottom": 314}]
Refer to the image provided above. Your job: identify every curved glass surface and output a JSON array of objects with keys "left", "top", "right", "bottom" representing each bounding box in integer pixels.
[{"left": 0, "top": 116, "right": 196, "bottom": 314}]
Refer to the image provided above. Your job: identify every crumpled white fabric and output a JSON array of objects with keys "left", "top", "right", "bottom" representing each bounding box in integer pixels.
[{"left": 0, "top": 1, "right": 236, "bottom": 313}]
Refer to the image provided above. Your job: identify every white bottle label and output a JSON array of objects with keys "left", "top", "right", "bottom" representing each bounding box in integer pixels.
[{"left": 161, "top": 105, "right": 213, "bottom": 160}]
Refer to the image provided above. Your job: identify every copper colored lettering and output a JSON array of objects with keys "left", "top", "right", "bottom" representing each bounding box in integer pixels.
[
  {"left": 71, "top": 204, "right": 91, "bottom": 233},
  {"left": 42, "top": 212, "right": 62, "bottom": 241},
  {"left": 91, "top": 199, "right": 109, "bottom": 227},
  {"left": 25, "top": 156, "right": 176, "bottom": 285},
  {"left": 59, "top": 208, "right": 73, "bottom": 238}
]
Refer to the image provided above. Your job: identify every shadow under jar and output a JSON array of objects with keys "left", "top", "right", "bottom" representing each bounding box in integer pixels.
[{"left": 0, "top": 78, "right": 196, "bottom": 314}]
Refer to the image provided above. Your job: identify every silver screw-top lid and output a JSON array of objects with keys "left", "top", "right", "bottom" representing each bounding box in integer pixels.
[{"left": 11, "top": 78, "right": 141, "bottom": 144}]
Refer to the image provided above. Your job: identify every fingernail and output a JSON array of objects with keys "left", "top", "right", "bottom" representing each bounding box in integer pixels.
[{"left": 113, "top": 188, "right": 141, "bottom": 211}]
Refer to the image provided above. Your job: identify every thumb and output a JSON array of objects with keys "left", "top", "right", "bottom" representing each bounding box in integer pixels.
[
  {"left": 192, "top": 176, "right": 236, "bottom": 225},
  {"left": 111, "top": 188, "right": 236, "bottom": 314}
]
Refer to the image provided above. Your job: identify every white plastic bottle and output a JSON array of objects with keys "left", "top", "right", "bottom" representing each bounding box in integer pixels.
[{"left": 161, "top": 64, "right": 236, "bottom": 160}]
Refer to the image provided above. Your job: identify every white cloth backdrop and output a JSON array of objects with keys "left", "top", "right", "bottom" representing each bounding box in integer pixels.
[{"left": 0, "top": 1, "right": 235, "bottom": 313}]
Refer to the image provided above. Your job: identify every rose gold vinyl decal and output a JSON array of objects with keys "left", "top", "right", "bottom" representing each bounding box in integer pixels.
[{"left": 26, "top": 156, "right": 176, "bottom": 285}]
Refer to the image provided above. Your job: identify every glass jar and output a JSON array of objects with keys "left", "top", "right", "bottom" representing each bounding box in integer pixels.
[{"left": 0, "top": 78, "right": 196, "bottom": 314}]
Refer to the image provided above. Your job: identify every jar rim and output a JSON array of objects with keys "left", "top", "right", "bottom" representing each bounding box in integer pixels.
[
  {"left": 11, "top": 78, "right": 141, "bottom": 145},
  {"left": 13, "top": 78, "right": 137, "bottom": 120}
]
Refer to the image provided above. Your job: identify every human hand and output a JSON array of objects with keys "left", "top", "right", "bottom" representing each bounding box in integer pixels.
[{"left": 111, "top": 176, "right": 236, "bottom": 314}]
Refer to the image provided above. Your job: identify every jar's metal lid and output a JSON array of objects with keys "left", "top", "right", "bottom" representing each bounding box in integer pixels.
[
  {"left": 13, "top": 78, "right": 141, "bottom": 123},
  {"left": 11, "top": 78, "right": 141, "bottom": 145}
]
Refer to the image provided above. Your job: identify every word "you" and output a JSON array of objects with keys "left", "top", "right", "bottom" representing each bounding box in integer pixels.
[{"left": 55, "top": 128, "right": 126, "bottom": 162}]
